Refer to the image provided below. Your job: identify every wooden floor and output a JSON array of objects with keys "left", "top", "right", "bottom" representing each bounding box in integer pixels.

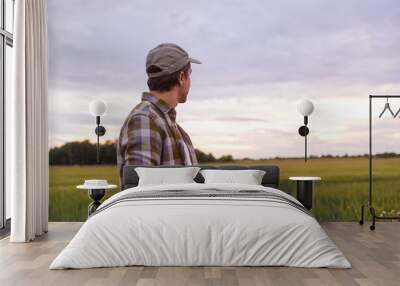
[{"left": 0, "top": 222, "right": 399, "bottom": 286}]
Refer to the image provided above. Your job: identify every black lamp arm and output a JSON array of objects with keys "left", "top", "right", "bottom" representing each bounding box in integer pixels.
[
  {"left": 298, "top": 116, "right": 310, "bottom": 162},
  {"left": 94, "top": 116, "right": 106, "bottom": 164}
]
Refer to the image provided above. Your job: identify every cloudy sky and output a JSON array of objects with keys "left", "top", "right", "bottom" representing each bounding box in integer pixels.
[{"left": 47, "top": 0, "right": 400, "bottom": 158}]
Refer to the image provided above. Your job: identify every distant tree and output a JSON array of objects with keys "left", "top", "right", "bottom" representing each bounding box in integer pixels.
[
  {"left": 241, "top": 157, "right": 254, "bottom": 161},
  {"left": 376, "top": 152, "right": 399, "bottom": 158},
  {"left": 218, "top": 155, "right": 234, "bottom": 162},
  {"left": 50, "top": 141, "right": 228, "bottom": 165},
  {"left": 321, "top": 154, "right": 333, "bottom": 158},
  {"left": 195, "top": 148, "right": 217, "bottom": 163},
  {"left": 49, "top": 140, "right": 116, "bottom": 165}
]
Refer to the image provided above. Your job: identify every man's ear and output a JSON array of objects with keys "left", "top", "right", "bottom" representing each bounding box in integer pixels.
[{"left": 178, "top": 71, "right": 185, "bottom": 85}]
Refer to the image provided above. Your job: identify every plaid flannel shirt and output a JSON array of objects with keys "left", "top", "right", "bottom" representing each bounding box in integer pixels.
[{"left": 117, "top": 92, "right": 198, "bottom": 182}]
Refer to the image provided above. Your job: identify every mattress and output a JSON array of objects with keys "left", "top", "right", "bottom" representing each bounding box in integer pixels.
[{"left": 50, "top": 183, "right": 351, "bottom": 269}]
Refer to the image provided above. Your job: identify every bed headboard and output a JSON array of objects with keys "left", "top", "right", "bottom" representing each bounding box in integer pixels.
[{"left": 121, "top": 165, "right": 280, "bottom": 190}]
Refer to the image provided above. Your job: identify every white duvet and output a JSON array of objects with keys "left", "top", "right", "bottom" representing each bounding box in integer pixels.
[{"left": 50, "top": 183, "right": 351, "bottom": 269}]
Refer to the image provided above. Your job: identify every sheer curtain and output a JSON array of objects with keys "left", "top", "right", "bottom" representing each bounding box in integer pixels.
[{"left": 9, "top": 0, "right": 49, "bottom": 242}]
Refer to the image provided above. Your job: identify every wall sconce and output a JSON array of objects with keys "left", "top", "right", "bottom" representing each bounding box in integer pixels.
[
  {"left": 297, "top": 99, "right": 314, "bottom": 162},
  {"left": 89, "top": 99, "right": 107, "bottom": 164}
]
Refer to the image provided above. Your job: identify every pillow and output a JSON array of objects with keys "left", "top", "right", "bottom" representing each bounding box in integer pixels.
[
  {"left": 135, "top": 167, "right": 201, "bottom": 186},
  {"left": 200, "top": 169, "right": 266, "bottom": 185}
]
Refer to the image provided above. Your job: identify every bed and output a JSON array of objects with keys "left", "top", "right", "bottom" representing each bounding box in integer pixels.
[{"left": 50, "top": 165, "right": 351, "bottom": 269}]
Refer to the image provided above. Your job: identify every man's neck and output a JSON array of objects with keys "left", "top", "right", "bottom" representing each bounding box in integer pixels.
[{"left": 149, "top": 89, "right": 178, "bottom": 109}]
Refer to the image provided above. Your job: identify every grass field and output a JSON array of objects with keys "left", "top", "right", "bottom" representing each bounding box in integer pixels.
[{"left": 49, "top": 158, "right": 400, "bottom": 222}]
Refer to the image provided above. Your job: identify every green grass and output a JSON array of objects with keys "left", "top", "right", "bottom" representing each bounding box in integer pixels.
[
  {"left": 50, "top": 165, "right": 120, "bottom": 221},
  {"left": 49, "top": 158, "right": 400, "bottom": 222}
]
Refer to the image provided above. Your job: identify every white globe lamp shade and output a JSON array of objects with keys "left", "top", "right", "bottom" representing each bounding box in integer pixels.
[
  {"left": 89, "top": 99, "right": 107, "bottom": 116},
  {"left": 297, "top": 99, "right": 314, "bottom": 116}
]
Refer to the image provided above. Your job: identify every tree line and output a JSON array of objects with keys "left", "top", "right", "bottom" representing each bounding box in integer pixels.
[
  {"left": 49, "top": 140, "right": 234, "bottom": 165},
  {"left": 49, "top": 140, "right": 400, "bottom": 165}
]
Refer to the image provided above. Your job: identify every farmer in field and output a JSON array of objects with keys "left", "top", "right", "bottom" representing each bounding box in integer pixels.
[{"left": 117, "top": 43, "right": 200, "bottom": 182}]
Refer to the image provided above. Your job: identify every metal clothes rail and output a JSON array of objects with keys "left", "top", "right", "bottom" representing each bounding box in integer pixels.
[{"left": 359, "top": 95, "right": 400, "bottom": 230}]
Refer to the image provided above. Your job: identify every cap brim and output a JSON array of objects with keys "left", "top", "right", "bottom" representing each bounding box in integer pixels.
[{"left": 189, "top": 57, "right": 202, "bottom": 64}]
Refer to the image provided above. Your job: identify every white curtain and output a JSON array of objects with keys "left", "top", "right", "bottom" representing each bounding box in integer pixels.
[{"left": 10, "top": 0, "right": 49, "bottom": 242}]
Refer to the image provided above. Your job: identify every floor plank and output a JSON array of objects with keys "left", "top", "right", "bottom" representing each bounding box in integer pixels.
[{"left": 0, "top": 222, "right": 399, "bottom": 286}]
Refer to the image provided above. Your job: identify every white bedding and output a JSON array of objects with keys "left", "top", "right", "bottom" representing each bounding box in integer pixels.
[{"left": 50, "top": 183, "right": 351, "bottom": 269}]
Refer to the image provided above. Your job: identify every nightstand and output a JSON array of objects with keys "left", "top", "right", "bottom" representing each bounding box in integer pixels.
[
  {"left": 289, "top": 177, "right": 321, "bottom": 210},
  {"left": 77, "top": 180, "right": 117, "bottom": 216}
]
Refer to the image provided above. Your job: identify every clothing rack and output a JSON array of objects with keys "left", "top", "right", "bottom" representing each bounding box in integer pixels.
[{"left": 359, "top": 95, "right": 400, "bottom": 230}]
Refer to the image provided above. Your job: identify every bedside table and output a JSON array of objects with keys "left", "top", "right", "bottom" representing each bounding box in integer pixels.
[
  {"left": 289, "top": 177, "right": 321, "bottom": 210},
  {"left": 77, "top": 180, "right": 117, "bottom": 216}
]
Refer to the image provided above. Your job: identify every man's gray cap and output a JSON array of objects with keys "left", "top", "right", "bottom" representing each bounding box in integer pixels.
[{"left": 146, "top": 43, "right": 201, "bottom": 78}]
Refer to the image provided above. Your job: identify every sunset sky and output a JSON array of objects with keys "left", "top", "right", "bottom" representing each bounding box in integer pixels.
[{"left": 47, "top": 0, "right": 400, "bottom": 158}]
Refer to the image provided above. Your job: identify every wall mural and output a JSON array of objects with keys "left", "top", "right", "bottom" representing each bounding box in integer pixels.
[{"left": 48, "top": 0, "right": 400, "bottom": 222}]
